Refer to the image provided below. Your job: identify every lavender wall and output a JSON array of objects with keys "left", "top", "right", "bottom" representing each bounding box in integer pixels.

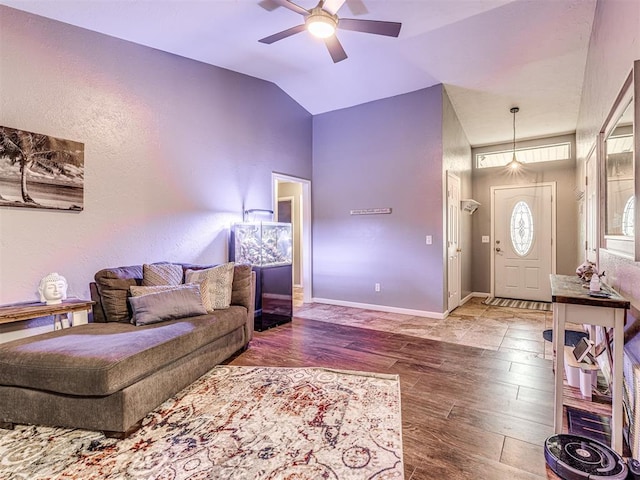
[
  {"left": 575, "top": 0, "right": 640, "bottom": 315},
  {"left": 312, "top": 86, "right": 445, "bottom": 314},
  {"left": 0, "top": 7, "right": 311, "bottom": 315}
]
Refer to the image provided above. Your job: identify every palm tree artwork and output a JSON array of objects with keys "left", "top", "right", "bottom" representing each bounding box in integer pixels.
[{"left": 0, "top": 126, "right": 84, "bottom": 211}]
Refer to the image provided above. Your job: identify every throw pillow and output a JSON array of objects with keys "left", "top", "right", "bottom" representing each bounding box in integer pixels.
[
  {"left": 142, "top": 263, "right": 183, "bottom": 287},
  {"left": 128, "top": 284, "right": 207, "bottom": 326},
  {"left": 185, "top": 262, "right": 234, "bottom": 310},
  {"left": 130, "top": 278, "right": 213, "bottom": 313}
]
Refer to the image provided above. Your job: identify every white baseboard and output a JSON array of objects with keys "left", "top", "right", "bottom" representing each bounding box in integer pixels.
[
  {"left": 461, "top": 292, "right": 490, "bottom": 305},
  {"left": 311, "top": 297, "right": 446, "bottom": 320},
  {"left": 472, "top": 292, "right": 491, "bottom": 298},
  {"left": 460, "top": 293, "right": 474, "bottom": 306}
]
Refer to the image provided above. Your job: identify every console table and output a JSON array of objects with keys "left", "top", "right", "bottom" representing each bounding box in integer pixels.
[
  {"left": 550, "top": 274, "right": 629, "bottom": 454},
  {"left": 0, "top": 299, "right": 94, "bottom": 330}
]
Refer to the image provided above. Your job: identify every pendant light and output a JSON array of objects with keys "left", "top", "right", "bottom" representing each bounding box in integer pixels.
[{"left": 507, "top": 107, "right": 522, "bottom": 171}]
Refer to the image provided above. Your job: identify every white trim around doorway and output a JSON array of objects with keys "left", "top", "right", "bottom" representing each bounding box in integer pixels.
[{"left": 272, "top": 173, "right": 312, "bottom": 303}]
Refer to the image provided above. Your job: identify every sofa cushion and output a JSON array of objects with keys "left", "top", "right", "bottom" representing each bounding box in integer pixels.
[
  {"left": 0, "top": 307, "right": 248, "bottom": 396},
  {"left": 231, "top": 264, "right": 253, "bottom": 311},
  {"left": 130, "top": 284, "right": 186, "bottom": 297},
  {"left": 129, "top": 285, "right": 207, "bottom": 326},
  {"left": 94, "top": 265, "right": 143, "bottom": 323},
  {"left": 94, "top": 263, "right": 250, "bottom": 323},
  {"left": 185, "top": 262, "right": 234, "bottom": 310},
  {"left": 130, "top": 280, "right": 211, "bottom": 312},
  {"left": 142, "top": 263, "right": 183, "bottom": 287}
]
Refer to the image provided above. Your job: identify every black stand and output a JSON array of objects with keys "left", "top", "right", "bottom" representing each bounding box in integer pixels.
[{"left": 253, "top": 264, "right": 292, "bottom": 331}]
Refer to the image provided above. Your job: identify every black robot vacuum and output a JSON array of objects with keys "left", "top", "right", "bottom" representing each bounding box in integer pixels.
[{"left": 544, "top": 434, "right": 628, "bottom": 479}]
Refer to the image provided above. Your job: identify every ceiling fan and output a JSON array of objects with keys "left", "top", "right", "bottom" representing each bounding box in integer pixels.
[{"left": 258, "top": 0, "right": 402, "bottom": 63}]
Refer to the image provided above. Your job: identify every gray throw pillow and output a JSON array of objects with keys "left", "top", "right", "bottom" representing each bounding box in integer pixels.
[
  {"left": 130, "top": 280, "right": 212, "bottom": 317},
  {"left": 128, "top": 284, "right": 207, "bottom": 326}
]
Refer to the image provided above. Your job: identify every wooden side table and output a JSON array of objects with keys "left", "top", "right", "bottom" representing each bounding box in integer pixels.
[
  {"left": 550, "top": 274, "right": 629, "bottom": 454},
  {"left": 0, "top": 299, "right": 94, "bottom": 331}
]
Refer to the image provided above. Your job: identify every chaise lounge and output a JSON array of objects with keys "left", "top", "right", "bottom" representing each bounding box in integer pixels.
[{"left": 0, "top": 262, "right": 255, "bottom": 438}]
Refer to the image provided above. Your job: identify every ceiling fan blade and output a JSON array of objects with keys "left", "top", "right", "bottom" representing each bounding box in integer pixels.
[
  {"left": 345, "top": 0, "right": 368, "bottom": 15},
  {"left": 338, "top": 18, "right": 402, "bottom": 37},
  {"left": 258, "top": 0, "right": 280, "bottom": 11},
  {"left": 322, "top": 0, "right": 347, "bottom": 15},
  {"left": 268, "top": 0, "right": 310, "bottom": 16},
  {"left": 324, "top": 35, "right": 348, "bottom": 63},
  {"left": 259, "top": 24, "right": 307, "bottom": 44}
]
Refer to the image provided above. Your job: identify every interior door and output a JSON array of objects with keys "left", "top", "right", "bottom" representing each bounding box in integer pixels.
[
  {"left": 447, "top": 172, "right": 461, "bottom": 311},
  {"left": 493, "top": 184, "right": 554, "bottom": 301}
]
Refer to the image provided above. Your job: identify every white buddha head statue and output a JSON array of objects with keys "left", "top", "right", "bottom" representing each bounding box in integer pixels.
[{"left": 39, "top": 273, "right": 68, "bottom": 305}]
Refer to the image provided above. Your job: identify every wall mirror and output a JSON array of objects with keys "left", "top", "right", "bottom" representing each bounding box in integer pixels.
[{"left": 602, "top": 60, "right": 639, "bottom": 260}]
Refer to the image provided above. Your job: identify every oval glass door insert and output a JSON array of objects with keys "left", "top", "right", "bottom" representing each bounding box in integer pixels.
[
  {"left": 623, "top": 196, "right": 635, "bottom": 236},
  {"left": 510, "top": 201, "right": 534, "bottom": 256}
]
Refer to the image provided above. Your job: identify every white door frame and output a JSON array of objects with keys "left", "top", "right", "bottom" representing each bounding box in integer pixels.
[
  {"left": 584, "top": 143, "right": 599, "bottom": 265},
  {"left": 272, "top": 173, "right": 312, "bottom": 303},
  {"left": 490, "top": 182, "right": 557, "bottom": 298},
  {"left": 276, "top": 195, "right": 298, "bottom": 286},
  {"left": 446, "top": 172, "right": 462, "bottom": 312}
]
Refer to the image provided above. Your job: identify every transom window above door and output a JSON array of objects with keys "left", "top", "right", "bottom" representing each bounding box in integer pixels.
[{"left": 476, "top": 143, "right": 571, "bottom": 169}]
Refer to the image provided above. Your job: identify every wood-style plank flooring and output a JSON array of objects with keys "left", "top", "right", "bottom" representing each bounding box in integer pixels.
[{"left": 227, "top": 299, "right": 582, "bottom": 479}]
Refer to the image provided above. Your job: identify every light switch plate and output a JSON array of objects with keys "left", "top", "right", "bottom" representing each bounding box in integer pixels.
[{"left": 482, "top": 236, "right": 490, "bottom": 243}]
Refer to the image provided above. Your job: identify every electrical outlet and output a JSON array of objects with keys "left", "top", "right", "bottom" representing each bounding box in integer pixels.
[
  {"left": 375, "top": 283, "right": 381, "bottom": 292},
  {"left": 426, "top": 235, "right": 432, "bottom": 245}
]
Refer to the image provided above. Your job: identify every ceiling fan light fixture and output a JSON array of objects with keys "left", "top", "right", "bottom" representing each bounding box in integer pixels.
[{"left": 306, "top": 8, "right": 337, "bottom": 38}]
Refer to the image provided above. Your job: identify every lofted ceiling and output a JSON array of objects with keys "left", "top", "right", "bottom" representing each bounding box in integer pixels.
[{"left": 1, "top": 0, "right": 597, "bottom": 147}]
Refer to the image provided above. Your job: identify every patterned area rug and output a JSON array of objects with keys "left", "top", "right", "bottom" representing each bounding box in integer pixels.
[
  {"left": 0, "top": 366, "right": 404, "bottom": 479},
  {"left": 483, "top": 296, "right": 552, "bottom": 312}
]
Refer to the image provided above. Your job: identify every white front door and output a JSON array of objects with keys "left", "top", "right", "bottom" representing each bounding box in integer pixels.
[
  {"left": 492, "top": 184, "right": 555, "bottom": 302},
  {"left": 447, "top": 172, "right": 461, "bottom": 311}
]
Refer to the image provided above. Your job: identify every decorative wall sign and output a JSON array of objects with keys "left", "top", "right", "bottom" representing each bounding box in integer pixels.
[
  {"left": 0, "top": 126, "right": 84, "bottom": 211},
  {"left": 350, "top": 208, "right": 392, "bottom": 215}
]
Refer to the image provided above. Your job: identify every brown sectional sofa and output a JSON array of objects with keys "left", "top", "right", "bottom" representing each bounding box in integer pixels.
[{"left": 0, "top": 263, "right": 254, "bottom": 437}]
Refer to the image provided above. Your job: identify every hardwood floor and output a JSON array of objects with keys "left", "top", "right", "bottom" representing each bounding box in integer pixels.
[{"left": 227, "top": 301, "right": 569, "bottom": 479}]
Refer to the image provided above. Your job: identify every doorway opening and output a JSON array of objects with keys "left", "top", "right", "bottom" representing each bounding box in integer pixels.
[
  {"left": 490, "top": 182, "right": 556, "bottom": 302},
  {"left": 272, "top": 173, "right": 312, "bottom": 305}
]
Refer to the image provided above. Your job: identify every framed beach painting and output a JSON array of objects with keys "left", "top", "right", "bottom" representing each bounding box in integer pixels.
[{"left": 0, "top": 126, "right": 84, "bottom": 211}]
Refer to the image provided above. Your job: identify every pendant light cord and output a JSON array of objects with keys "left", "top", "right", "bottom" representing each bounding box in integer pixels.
[
  {"left": 510, "top": 106, "right": 519, "bottom": 164},
  {"left": 513, "top": 111, "right": 516, "bottom": 153}
]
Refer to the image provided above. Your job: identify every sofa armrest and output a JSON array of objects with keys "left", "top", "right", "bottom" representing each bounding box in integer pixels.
[
  {"left": 90, "top": 282, "right": 107, "bottom": 323},
  {"left": 229, "top": 264, "right": 255, "bottom": 342}
]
